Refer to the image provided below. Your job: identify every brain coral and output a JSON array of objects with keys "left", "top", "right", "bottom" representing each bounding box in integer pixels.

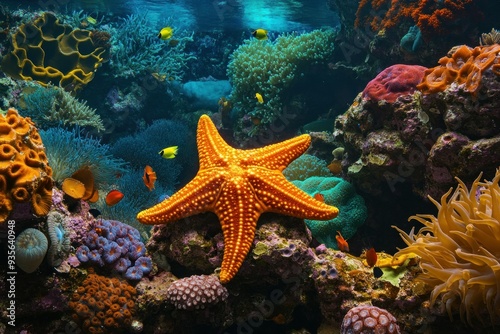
[
  {"left": 1, "top": 12, "right": 109, "bottom": 91},
  {"left": 0, "top": 108, "right": 53, "bottom": 223},
  {"left": 393, "top": 169, "right": 500, "bottom": 325},
  {"left": 362, "top": 64, "right": 427, "bottom": 103},
  {"left": 417, "top": 44, "right": 500, "bottom": 94}
]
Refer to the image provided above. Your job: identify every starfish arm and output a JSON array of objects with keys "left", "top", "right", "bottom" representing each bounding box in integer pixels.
[
  {"left": 136, "top": 170, "right": 225, "bottom": 225},
  {"left": 249, "top": 169, "right": 339, "bottom": 220},
  {"left": 244, "top": 134, "right": 311, "bottom": 171},
  {"left": 215, "top": 179, "right": 261, "bottom": 283},
  {"left": 197, "top": 115, "right": 233, "bottom": 169}
]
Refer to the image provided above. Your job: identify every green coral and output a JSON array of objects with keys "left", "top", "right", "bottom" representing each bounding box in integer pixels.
[
  {"left": 227, "top": 29, "right": 336, "bottom": 137},
  {"left": 292, "top": 176, "right": 367, "bottom": 249},
  {"left": 283, "top": 154, "right": 331, "bottom": 181},
  {"left": 20, "top": 84, "right": 104, "bottom": 131}
]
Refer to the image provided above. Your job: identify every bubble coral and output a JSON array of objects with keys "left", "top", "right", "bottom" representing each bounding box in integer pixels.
[
  {"left": 166, "top": 275, "right": 229, "bottom": 310},
  {"left": 0, "top": 108, "right": 53, "bottom": 222},
  {"left": 15, "top": 228, "right": 48, "bottom": 273},
  {"left": 69, "top": 273, "right": 136, "bottom": 333},
  {"left": 341, "top": 304, "right": 400, "bottom": 334},
  {"left": 393, "top": 169, "right": 500, "bottom": 325}
]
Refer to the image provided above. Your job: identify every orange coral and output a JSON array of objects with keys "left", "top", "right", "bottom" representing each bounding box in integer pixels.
[
  {"left": 417, "top": 44, "right": 500, "bottom": 94},
  {"left": 0, "top": 108, "right": 53, "bottom": 223},
  {"left": 69, "top": 273, "right": 136, "bottom": 334},
  {"left": 355, "top": 0, "right": 481, "bottom": 37}
]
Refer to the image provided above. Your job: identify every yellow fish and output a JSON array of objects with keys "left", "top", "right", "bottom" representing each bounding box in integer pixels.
[
  {"left": 252, "top": 29, "right": 268, "bottom": 40},
  {"left": 255, "top": 93, "right": 264, "bottom": 104},
  {"left": 86, "top": 16, "right": 97, "bottom": 25},
  {"left": 158, "top": 26, "right": 174, "bottom": 40},
  {"left": 159, "top": 146, "right": 178, "bottom": 159}
]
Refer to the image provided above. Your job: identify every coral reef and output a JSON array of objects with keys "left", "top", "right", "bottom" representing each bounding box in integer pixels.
[
  {"left": 227, "top": 30, "right": 336, "bottom": 142},
  {"left": 1, "top": 12, "right": 109, "bottom": 92},
  {"left": 417, "top": 44, "right": 500, "bottom": 94},
  {"left": 46, "top": 210, "right": 71, "bottom": 267},
  {"left": 69, "top": 272, "right": 137, "bottom": 333},
  {"left": 107, "top": 14, "right": 194, "bottom": 79},
  {"left": 393, "top": 170, "right": 500, "bottom": 325},
  {"left": 341, "top": 304, "right": 401, "bottom": 334},
  {"left": 75, "top": 219, "right": 151, "bottom": 280},
  {"left": 0, "top": 108, "right": 53, "bottom": 222},
  {"left": 19, "top": 84, "right": 105, "bottom": 131},
  {"left": 333, "top": 43, "right": 500, "bottom": 199},
  {"left": 166, "top": 274, "right": 228, "bottom": 310},
  {"left": 362, "top": 64, "right": 427, "bottom": 103},
  {"left": 292, "top": 176, "right": 367, "bottom": 248}
]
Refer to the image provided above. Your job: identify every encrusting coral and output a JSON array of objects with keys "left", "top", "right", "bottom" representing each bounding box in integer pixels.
[
  {"left": 393, "top": 169, "right": 500, "bottom": 325},
  {"left": 1, "top": 12, "right": 109, "bottom": 92},
  {"left": 0, "top": 108, "right": 53, "bottom": 222}
]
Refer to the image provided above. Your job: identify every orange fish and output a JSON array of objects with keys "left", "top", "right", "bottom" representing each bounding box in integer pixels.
[
  {"left": 365, "top": 247, "right": 377, "bottom": 267},
  {"left": 105, "top": 190, "right": 124, "bottom": 206},
  {"left": 143, "top": 165, "right": 157, "bottom": 191},
  {"left": 336, "top": 231, "right": 349, "bottom": 252},
  {"left": 314, "top": 193, "right": 325, "bottom": 202}
]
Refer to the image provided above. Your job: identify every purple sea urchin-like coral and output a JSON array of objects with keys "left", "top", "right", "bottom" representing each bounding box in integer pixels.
[
  {"left": 114, "top": 257, "right": 131, "bottom": 273},
  {"left": 135, "top": 256, "right": 152, "bottom": 275},
  {"left": 166, "top": 275, "right": 229, "bottom": 310},
  {"left": 341, "top": 305, "right": 400, "bottom": 334},
  {"left": 102, "top": 241, "right": 121, "bottom": 263},
  {"left": 125, "top": 266, "right": 143, "bottom": 280},
  {"left": 76, "top": 245, "right": 90, "bottom": 262}
]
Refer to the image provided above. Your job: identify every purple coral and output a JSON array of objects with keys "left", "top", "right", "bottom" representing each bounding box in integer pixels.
[
  {"left": 166, "top": 275, "right": 229, "bottom": 310},
  {"left": 78, "top": 219, "right": 151, "bottom": 280}
]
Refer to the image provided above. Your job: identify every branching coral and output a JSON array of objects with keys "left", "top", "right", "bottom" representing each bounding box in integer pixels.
[
  {"left": 393, "top": 170, "right": 500, "bottom": 325},
  {"left": 107, "top": 14, "right": 195, "bottom": 79}
]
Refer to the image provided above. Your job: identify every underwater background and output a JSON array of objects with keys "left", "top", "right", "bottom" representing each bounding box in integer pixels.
[{"left": 0, "top": 0, "right": 499, "bottom": 333}]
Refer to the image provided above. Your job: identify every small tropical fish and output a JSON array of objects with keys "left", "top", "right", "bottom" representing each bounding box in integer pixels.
[
  {"left": 151, "top": 72, "right": 167, "bottom": 82},
  {"left": 159, "top": 146, "right": 178, "bottom": 159},
  {"left": 158, "top": 26, "right": 174, "bottom": 40},
  {"left": 255, "top": 92, "right": 264, "bottom": 104},
  {"left": 143, "top": 165, "right": 157, "bottom": 191},
  {"left": 313, "top": 193, "right": 325, "bottom": 202},
  {"left": 373, "top": 267, "right": 383, "bottom": 278},
  {"left": 335, "top": 231, "right": 349, "bottom": 252},
  {"left": 86, "top": 16, "right": 97, "bottom": 25},
  {"left": 105, "top": 190, "right": 124, "bottom": 206},
  {"left": 252, "top": 29, "right": 268, "bottom": 40},
  {"left": 365, "top": 247, "right": 378, "bottom": 267}
]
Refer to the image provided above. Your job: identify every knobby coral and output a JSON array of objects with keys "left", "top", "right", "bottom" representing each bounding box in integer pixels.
[{"left": 393, "top": 169, "right": 500, "bottom": 325}]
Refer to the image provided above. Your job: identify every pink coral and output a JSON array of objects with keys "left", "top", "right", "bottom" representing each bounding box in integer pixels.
[
  {"left": 362, "top": 64, "right": 427, "bottom": 103},
  {"left": 341, "top": 304, "right": 400, "bottom": 334}
]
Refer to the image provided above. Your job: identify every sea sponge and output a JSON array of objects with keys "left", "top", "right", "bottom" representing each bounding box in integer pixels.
[
  {"left": 1, "top": 12, "right": 108, "bottom": 91},
  {"left": 393, "top": 169, "right": 500, "bottom": 324},
  {"left": 292, "top": 176, "right": 367, "bottom": 248},
  {"left": 15, "top": 228, "right": 48, "bottom": 273},
  {"left": 417, "top": 44, "right": 500, "bottom": 94},
  {"left": 0, "top": 108, "right": 53, "bottom": 223}
]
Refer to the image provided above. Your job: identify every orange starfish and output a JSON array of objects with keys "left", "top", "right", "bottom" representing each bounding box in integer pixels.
[{"left": 137, "top": 115, "right": 339, "bottom": 283}]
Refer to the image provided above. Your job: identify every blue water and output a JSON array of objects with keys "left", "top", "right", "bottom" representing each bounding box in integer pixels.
[{"left": 12, "top": 0, "right": 338, "bottom": 31}]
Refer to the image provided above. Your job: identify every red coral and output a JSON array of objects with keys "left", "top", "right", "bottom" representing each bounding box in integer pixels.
[{"left": 362, "top": 64, "right": 428, "bottom": 103}]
